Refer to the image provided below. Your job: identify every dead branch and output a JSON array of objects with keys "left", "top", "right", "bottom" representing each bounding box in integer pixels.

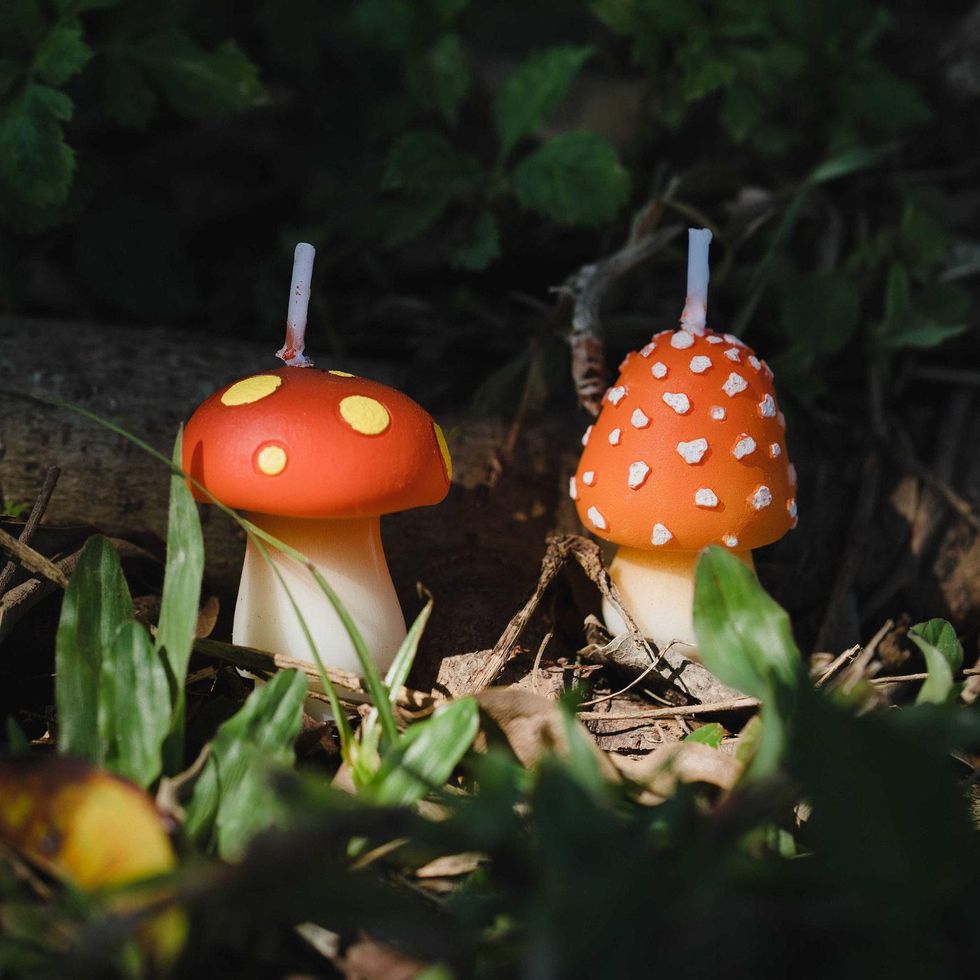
[
  {"left": 0, "top": 466, "right": 60, "bottom": 595},
  {"left": 0, "top": 525, "right": 69, "bottom": 589}
]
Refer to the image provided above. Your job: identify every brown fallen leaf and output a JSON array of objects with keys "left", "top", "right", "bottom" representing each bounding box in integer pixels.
[{"left": 610, "top": 741, "right": 743, "bottom": 806}]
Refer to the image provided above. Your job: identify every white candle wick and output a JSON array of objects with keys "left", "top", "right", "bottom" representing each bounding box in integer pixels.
[
  {"left": 680, "top": 228, "right": 711, "bottom": 335},
  {"left": 276, "top": 242, "right": 316, "bottom": 367}
]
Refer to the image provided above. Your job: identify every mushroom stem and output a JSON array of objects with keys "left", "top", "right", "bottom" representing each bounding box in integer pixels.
[
  {"left": 601, "top": 546, "right": 754, "bottom": 656},
  {"left": 233, "top": 512, "right": 407, "bottom": 719},
  {"left": 679, "top": 228, "right": 712, "bottom": 336},
  {"left": 276, "top": 242, "right": 316, "bottom": 368}
]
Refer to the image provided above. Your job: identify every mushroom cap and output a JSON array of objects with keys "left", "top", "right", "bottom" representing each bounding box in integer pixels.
[
  {"left": 183, "top": 368, "right": 452, "bottom": 519},
  {"left": 573, "top": 328, "right": 797, "bottom": 551}
]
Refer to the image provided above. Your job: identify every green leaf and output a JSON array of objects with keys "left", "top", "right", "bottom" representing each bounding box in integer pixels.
[
  {"left": 134, "top": 33, "right": 264, "bottom": 120},
  {"left": 807, "top": 144, "right": 891, "bottom": 185},
  {"left": 33, "top": 21, "right": 92, "bottom": 86},
  {"left": 779, "top": 271, "right": 860, "bottom": 355},
  {"left": 101, "top": 56, "right": 158, "bottom": 128},
  {"left": 0, "top": 83, "right": 75, "bottom": 207},
  {"left": 185, "top": 669, "right": 307, "bottom": 857},
  {"left": 693, "top": 548, "right": 804, "bottom": 775},
  {"left": 493, "top": 46, "right": 592, "bottom": 158},
  {"left": 99, "top": 622, "right": 171, "bottom": 787},
  {"left": 684, "top": 723, "right": 725, "bottom": 748},
  {"left": 380, "top": 131, "right": 480, "bottom": 245},
  {"left": 367, "top": 698, "right": 479, "bottom": 807},
  {"left": 156, "top": 431, "right": 204, "bottom": 771},
  {"left": 446, "top": 210, "right": 500, "bottom": 270},
  {"left": 55, "top": 536, "right": 133, "bottom": 762},
  {"left": 909, "top": 619, "right": 964, "bottom": 705},
  {"left": 900, "top": 203, "right": 946, "bottom": 273},
  {"left": 512, "top": 131, "right": 630, "bottom": 226},
  {"left": 884, "top": 262, "right": 910, "bottom": 322},
  {"left": 405, "top": 33, "right": 470, "bottom": 124},
  {"left": 5, "top": 717, "right": 29, "bottom": 756},
  {"left": 880, "top": 318, "right": 966, "bottom": 350}
]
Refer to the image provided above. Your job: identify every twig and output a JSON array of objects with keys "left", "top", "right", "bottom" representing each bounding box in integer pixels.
[
  {"left": 576, "top": 696, "right": 759, "bottom": 722},
  {"left": 0, "top": 466, "right": 60, "bottom": 595},
  {"left": 560, "top": 217, "right": 683, "bottom": 415},
  {"left": 816, "top": 644, "right": 861, "bottom": 687},
  {"left": 870, "top": 667, "right": 980, "bottom": 685},
  {"left": 0, "top": 526, "right": 69, "bottom": 589}
]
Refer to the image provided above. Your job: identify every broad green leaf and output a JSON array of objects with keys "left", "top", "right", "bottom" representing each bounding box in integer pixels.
[
  {"left": 884, "top": 262, "right": 909, "bottom": 323},
  {"left": 99, "top": 622, "right": 170, "bottom": 787},
  {"left": 512, "top": 131, "right": 630, "bottom": 226},
  {"left": 909, "top": 619, "right": 963, "bottom": 705},
  {"left": 0, "top": 83, "right": 75, "bottom": 207},
  {"left": 405, "top": 33, "right": 470, "bottom": 124},
  {"left": 56, "top": 536, "right": 133, "bottom": 761},
  {"left": 134, "top": 33, "right": 264, "bottom": 120},
  {"left": 779, "top": 271, "right": 860, "bottom": 355},
  {"left": 693, "top": 548, "right": 804, "bottom": 776},
  {"left": 33, "top": 21, "right": 92, "bottom": 86},
  {"left": 684, "top": 723, "right": 725, "bottom": 748},
  {"left": 184, "top": 669, "right": 307, "bottom": 858},
  {"left": 880, "top": 318, "right": 965, "bottom": 351},
  {"left": 447, "top": 210, "right": 500, "bottom": 270},
  {"left": 380, "top": 131, "right": 480, "bottom": 245},
  {"left": 900, "top": 203, "right": 946, "bottom": 272},
  {"left": 156, "top": 431, "right": 204, "bottom": 770},
  {"left": 367, "top": 698, "right": 479, "bottom": 807},
  {"left": 493, "top": 46, "right": 592, "bottom": 158}
]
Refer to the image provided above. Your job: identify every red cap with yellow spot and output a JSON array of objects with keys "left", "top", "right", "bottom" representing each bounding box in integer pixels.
[{"left": 183, "top": 367, "right": 452, "bottom": 519}]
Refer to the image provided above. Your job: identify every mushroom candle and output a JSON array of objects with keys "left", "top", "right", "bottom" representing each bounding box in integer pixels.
[
  {"left": 573, "top": 229, "right": 797, "bottom": 656},
  {"left": 183, "top": 245, "right": 452, "bottom": 705}
]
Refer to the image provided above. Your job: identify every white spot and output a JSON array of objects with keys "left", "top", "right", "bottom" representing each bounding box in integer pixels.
[
  {"left": 587, "top": 506, "right": 607, "bottom": 531},
  {"left": 607, "top": 385, "right": 627, "bottom": 405},
  {"left": 748, "top": 355, "right": 761, "bottom": 370},
  {"left": 710, "top": 405, "right": 726, "bottom": 421},
  {"left": 569, "top": 477, "right": 578, "bottom": 500},
  {"left": 723, "top": 372, "right": 748, "bottom": 397},
  {"left": 628, "top": 461, "right": 650, "bottom": 489},
  {"left": 787, "top": 498, "right": 798, "bottom": 519},
  {"left": 788, "top": 463, "right": 797, "bottom": 486},
  {"left": 695, "top": 488, "right": 719, "bottom": 508},
  {"left": 619, "top": 354, "right": 632, "bottom": 371},
  {"left": 690, "top": 355, "right": 712, "bottom": 374},
  {"left": 724, "top": 347, "right": 741, "bottom": 362},
  {"left": 770, "top": 443, "right": 782, "bottom": 458},
  {"left": 639, "top": 342, "right": 656, "bottom": 357},
  {"left": 761, "top": 361, "right": 774, "bottom": 379},
  {"left": 581, "top": 425, "right": 592, "bottom": 446},
  {"left": 706, "top": 335, "right": 723, "bottom": 344},
  {"left": 724, "top": 333, "right": 745, "bottom": 346},
  {"left": 758, "top": 394, "right": 776, "bottom": 418},
  {"left": 651, "top": 362, "right": 667, "bottom": 379},
  {"left": 777, "top": 410, "right": 786, "bottom": 428},
  {"left": 630, "top": 408, "right": 650, "bottom": 428},
  {"left": 651, "top": 523, "right": 673, "bottom": 545},
  {"left": 677, "top": 438, "right": 709, "bottom": 464},
  {"left": 608, "top": 427, "right": 622, "bottom": 446},
  {"left": 662, "top": 392, "right": 691, "bottom": 415},
  {"left": 751, "top": 486, "right": 773, "bottom": 510},
  {"left": 723, "top": 534, "right": 739, "bottom": 548},
  {"left": 654, "top": 329, "right": 672, "bottom": 339},
  {"left": 582, "top": 471, "right": 595, "bottom": 486},
  {"left": 733, "top": 435, "right": 756, "bottom": 459},
  {"left": 670, "top": 331, "right": 695, "bottom": 349}
]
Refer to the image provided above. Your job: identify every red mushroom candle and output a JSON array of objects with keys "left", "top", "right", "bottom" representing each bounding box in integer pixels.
[
  {"left": 572, "top": 229, "right": 797, "bottom": 655},
  {"left": 183, "top": 245, "right": 452, "bottom": 706}
]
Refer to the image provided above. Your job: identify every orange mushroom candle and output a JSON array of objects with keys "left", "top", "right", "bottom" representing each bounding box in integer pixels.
[
  {"left": 572, "top": 229, "right": 797, "bottom": 655},
  {"left": 183, "top": 245, "right": 451, "bottom": 707}
]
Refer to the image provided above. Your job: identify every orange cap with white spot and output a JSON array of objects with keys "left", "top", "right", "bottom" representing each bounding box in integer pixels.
[
  {"left": 183, "top": 367, "right": 452, "bottom": 518},
  {"left": 573, "top": 327, "right": 797, "bottom": 551}
]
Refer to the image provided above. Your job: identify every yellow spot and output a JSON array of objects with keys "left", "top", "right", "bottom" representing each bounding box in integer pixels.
[
  {"left": 220, "top": 375, "right": 282, "bottom": 406},
  {"left": 256, "top": 444, "right": 287, "bottom": 475},
  {"left": 328, "top": 370, "right": 355, "bottom": 377},
  {"left": 434, "top": 423, "right": 452, "bottom": 481},
  {"left": 339, "top": 395, "right": 390, "bottom": 435}
]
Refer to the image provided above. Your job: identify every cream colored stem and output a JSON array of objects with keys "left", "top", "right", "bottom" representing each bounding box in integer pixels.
[
  {"left": 233, "top": 513, "right": 406, "bottom": 710},
  {"left": 602, "top": 546, "right": 754, "bottom": 658}
]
